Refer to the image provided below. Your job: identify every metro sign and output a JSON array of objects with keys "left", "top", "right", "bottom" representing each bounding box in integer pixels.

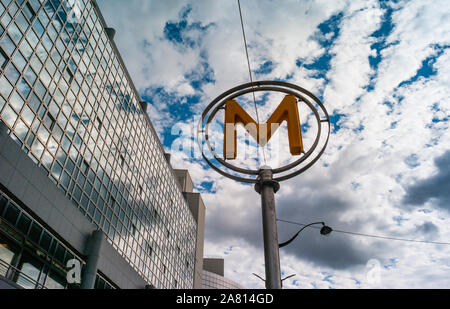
[
  {"left": 197, "top": 81, "right": 330, "bottom": 183},
  {"left": 224, "top": 94, "right": 303, "bottom": 159}
]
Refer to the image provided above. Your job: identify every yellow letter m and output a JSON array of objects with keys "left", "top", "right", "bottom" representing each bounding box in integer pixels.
[{"left": 224, "top": 94, "right": 303, "bottom": 160}]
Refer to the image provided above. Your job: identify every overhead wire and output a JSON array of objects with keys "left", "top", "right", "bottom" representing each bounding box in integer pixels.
[
  {"left": 277, "top": 218, "right": 450, "bottom": 245},
  {"left": 237, "top": 0, "right": 267, "bottom": 165}
]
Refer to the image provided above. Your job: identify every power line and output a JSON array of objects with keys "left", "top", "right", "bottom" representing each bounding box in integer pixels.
[
  {"left": 237, "top": 0, "right": 267, "bottom": 165},
  {"left": 277, "top": 218, "right": 450, "bottom": 245}
]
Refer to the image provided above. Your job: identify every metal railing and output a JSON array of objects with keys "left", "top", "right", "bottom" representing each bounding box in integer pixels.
[{"left": 0, "top": 258, "right": 47, "bottom": 289}]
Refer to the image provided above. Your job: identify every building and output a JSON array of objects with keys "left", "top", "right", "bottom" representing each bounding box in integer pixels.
[
  {"left": 0, "top": 0, "right": 205, "bottom": 289},
  {"left": 202, "top": 258, "right": 245, "bottom": 289}
]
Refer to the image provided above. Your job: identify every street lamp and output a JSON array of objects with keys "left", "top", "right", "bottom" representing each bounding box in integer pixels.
[{"left": 278, "top": 222, "right": 332, "bottom": 248}]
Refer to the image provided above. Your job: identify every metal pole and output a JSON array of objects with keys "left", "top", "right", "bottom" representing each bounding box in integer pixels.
[
  {"left": 81, "top": 230, "right": 104, "bottom": 289},
  {"left": 254, "top": 166, "right": 281, "bottom": 289}
]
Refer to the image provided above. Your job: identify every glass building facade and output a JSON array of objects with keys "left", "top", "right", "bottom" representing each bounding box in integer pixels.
[
  {"left": 0, "top": 0, "right": 197, "bottom": 289},
  {"left": 0, "top": 189, "right": 116, "bottom": 289}
]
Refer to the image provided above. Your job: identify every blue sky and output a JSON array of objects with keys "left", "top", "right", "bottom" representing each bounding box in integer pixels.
[{"left": 98, "top": 0, "right": 450, "bottom": 288}]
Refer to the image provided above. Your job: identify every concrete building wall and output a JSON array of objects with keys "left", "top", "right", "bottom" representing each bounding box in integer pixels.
[
  {"left": 203, "top": 258, "right": 225, "bottom": 277},
  {"left": 174, "top": 169, "right": 205, "bottom": 289}
]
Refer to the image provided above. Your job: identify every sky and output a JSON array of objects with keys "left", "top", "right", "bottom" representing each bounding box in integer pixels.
[{"left": 96, "top": 0, "right": 450, "bottom": 289}]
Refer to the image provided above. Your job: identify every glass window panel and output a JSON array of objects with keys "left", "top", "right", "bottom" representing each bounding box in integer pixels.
[
  {"left": 1, "top": 11, "right": 12, "bottom": 29},
  {"left": 29, "top": 0, "right": 41, "bottom": 13},
  {"left": 26, "top": 29, "right": 39, "bottom": 48},
  {"left": 33, "top": 18, "right": 45, "bottom": 37},
  {"left": 19, "top": 39, "right": 33, "bottom": 59},
  {"left": 24, "top": 66, "right": 37, "bottom": 85},
  {"left": 23, "top": 2, "right": 36, "bottom": 21},
  {"left": 30, "top": 54, "right": 43, "bottom": 73},
  {"left": 54, "top": 244, "right": 66, "bottom": 263},
  {"left": 47, "top": 136, "right": 58, "bottom": 155},
  {"left": 45, "top": 270, "right": 65, "bottom": 289},
  {"left": 14, "top": 119, "right": 28, "bottom": 141},
  {"left": 5, "top": 63, "right": 20, "bottom": 84},
  {"left": 22, "top": 105, "right": 35, "bottom": 125},
  {"left": 17, "top": 253, "right": 43, "bottom": 289},
  {"left": 0, "top": 47, "right": 7, "bottom": 68},
  {"left": 17, "top": 78, "right": 32, "bottom": 98},
  {"left": 0, "top": 235, "right": 19, "bottom": 277},
  {"left": 7, "top": 22, "right": 22, "bottom": 44},
  {"left": 53, "top": 124, "right": 63, "bottom": 141},
  {"left": 0, "top": 34, "right": 15, "bottom": 56},
  {"left": 10, "top": 91, "right": 25, "bottom": 112},
  {"left": 51, "top": 161, "right": 63, "bottom": 179},
  {"left": 39, "top": 231, "right": 52, "bottom": 251},
  {"left": 16, "top": 12, "right": 29, "bottom": 33},
  {"left": 61, "top": 171, "right": 70, "bottom": 188},
  {"left": 27, "top": 92, "right": 41, "bottom": 112},
  {"left": 13, "top": 50, "right": 27, "bottom": 72},
  {"left": 16, "top": 213, "right": 32, "bottom": 235},
  {"left": 29, "top": 222, "right": 43, "bottom": 243},
  {"left": 31, "top": 138, "right": 44, "bottom": 158},
  {"left": 38, "top": 8, "right": 50, "bottom": 28},
  {"left": 1, "top": 105, "right": 18, "bottom": 127},
  {"left": 42, "top": 33, "right": 52, "bottom": 51},
  {"left": 8, "top": 2, "right": 19, "bottom": 16},
  {"left": 0, "top": 75, "right": 13, "bottom": 99},
  {"left": 41, "top": 150, "right": 53, "bottom": 170},
  {"left": 4, "top": 202, "right": 20, "bottom": 225}
]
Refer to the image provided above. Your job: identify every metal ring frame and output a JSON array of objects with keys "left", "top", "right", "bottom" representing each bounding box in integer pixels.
[{"left": 197, "top": 81, "right": 330, "bottom": 183}]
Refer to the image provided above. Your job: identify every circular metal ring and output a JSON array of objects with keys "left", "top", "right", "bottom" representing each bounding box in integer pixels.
[{"left": 197, "top": 81, "right": 330, "bottom": 183}]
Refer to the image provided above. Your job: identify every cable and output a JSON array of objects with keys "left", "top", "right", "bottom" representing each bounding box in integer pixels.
[
  {"left": 237, "top": 0, "right": 267, "bottom": 165},
  {"left": 277, "top": 218, "right": 450, "bottom": 245}
]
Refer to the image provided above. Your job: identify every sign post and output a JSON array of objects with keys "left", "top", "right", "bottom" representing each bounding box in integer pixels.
[
  {"left": 255, "top": 166, "right": 281, "bottom": 289},
  {"left": 198, "top": 81, "right": 330, "bottom": 289}
]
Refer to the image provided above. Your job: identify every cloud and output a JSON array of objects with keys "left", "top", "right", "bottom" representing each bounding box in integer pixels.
[{"left": 402, "top": 151, "right": 450, "bottom": 211}]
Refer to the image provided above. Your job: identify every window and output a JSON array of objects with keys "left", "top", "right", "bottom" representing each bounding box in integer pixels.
[
  {"left": 0, "top": 47, "right": 8, "bottom": 69},
  {"left": 66, "top": 67, "right": 74, "bottom": 83},
  {"left": 44, "top": 112, "right": 56, "bottom": 131},
  {"left": 81, "top": 159, "right": 89, "bottom": 174},
  {"left": 24, "top": 2, "right": 37, "bottom": 22},
  {"left": 96, "top": 116, "right": 102, "bottom": 129},
  {"left": 119, "top": 154, "right": 125, "bottom": 167}
]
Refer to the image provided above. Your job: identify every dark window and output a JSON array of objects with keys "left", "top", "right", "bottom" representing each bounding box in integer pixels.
[
  {"left": 54, "top": 243, "right": 66, "bottom": 263},
  {"left": 44, "top": 113, "right": 56, "bottom": 130},
  {"left": 29, "top": 222, "right": 43, "bottom": 243},
  {"left": 16, "top": 213, "right": 32, "bottom": 234},
  {"left": 147, "top": 244, "right": 153, "bottom": 257},
  {"left": 66, "top": 67, "right": 73, "bottom": 83},
  {"left": 0, "top": 195, "right": 8, "bottom": 215},
  {"left": 96, "top": 116, "right": 102, "bottom": 130},
  {"left": 39, "top": 231, "right": 52, "bottom": 251},
  {"left": 0, "top": 46, "right": 8, "bottom": 69},
  {"left": 4, "top": 203, "right": 20, "bottom": 225},
  {"left": 81, "top": 159, "right": 89, "bottom": 174},
  {"left": 119, "top": 154, "right": 125, "bottom": 167},
  {"left": 24, "top": 2, "right": 37, "bottom": 21}
]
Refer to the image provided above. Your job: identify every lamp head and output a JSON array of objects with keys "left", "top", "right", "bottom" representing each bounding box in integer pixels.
[{"left": 320, "top": 224, "right": 333, "bottom": 236}]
